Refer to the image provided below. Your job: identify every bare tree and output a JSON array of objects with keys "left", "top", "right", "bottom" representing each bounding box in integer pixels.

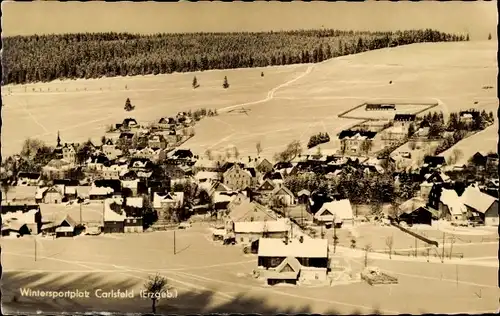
[
  {"left": 2, "top": 182, "right": 12, "bottom": 203},
  {"left": 204, "top": 149, "right": 213, "bottom": 160},
  {"left": 143, "top": 273, "right": 169, "bottom": 314},
  {"left": 449, "top": 235, "right": 456, "bottom": 259},
  {"left": 363, "top": 244, "right": 373, "bottom": 268},
  {"left": 233, "top": 147, "right": 240, "bottom": 160},
  {"left": 409, "top": 141, "right": 417, "bottom": 151},
  {"left": 256, "top": 141, "right": 262, "bottom": 157},
  {"left": 385, "top": 235, "right": 394, "bottom": 259}
]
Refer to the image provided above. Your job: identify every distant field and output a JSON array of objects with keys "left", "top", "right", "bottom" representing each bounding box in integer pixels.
[{"left": 2, "top": 41, "right": 497, "bottom": 160}]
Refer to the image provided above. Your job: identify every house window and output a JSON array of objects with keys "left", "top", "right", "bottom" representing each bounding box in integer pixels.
[
  {"left": 133, "top": 219, "right": 137, "bottom": 224},
  {"left": 240, "top": 237, "right": 244, "bottom": 242}
]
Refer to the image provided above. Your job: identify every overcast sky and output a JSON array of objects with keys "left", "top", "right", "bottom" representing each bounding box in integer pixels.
[{"left": 2, "top": 1, "right": 497, "bottom": 39}]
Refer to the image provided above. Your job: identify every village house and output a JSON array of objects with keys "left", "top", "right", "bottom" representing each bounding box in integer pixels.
[
  {"left": 128, "top": 158, "right": 154, "bottom": 172},
  {"left": 459, "top": 110, "right": 479, "bottom": 123},
  {"left": 233, "top": 218, "right": 291, "bottom": 245},
  {"left": 153, "top": 191, "right": 185, "bottom": 210},
  {"left": 256, "top": 179, "right": 278, "bottom": 196},
  {"left": 2, "top": 219, "right": 31, "bottom": 237},
  {"left": 101, "top": 164, "right": 126, "bottom": 180},
  {"left": 16, "top": 172, "right": 41, "bottom": 186},
  {"left": 102, "top": 199, "right": 126, "bottom": 233},
  {"left": 257, "top": 237, "right": 329, "bottom": 285},
  {"left": 437, "top": 188, "right": 467, "bottom": 223},
  {"left": 148, "top": 134, "right": 167, "bottom": 150},
  {"left": 193, "top": 159, "right": 221, "bottom": 173},
  {"left": 36, "top": 185, "right": 65, "bottom": 204},
  {"left": 365, "top": 103, "right": 396, "bottom": 111},
  {"left": 223, "top": 163, "right": 254, "bottom": 191},
  {"left": 393, "top": 114, "right": 416, "bottom": 128},
  {"left": 419, "top": 181, "right": 434, "bottom": 200},
  {"left": 194, "top": 171, "right": 220, "bottom": 184},
  {"left": 313, "top": 199, "right": 354, "bottom": 227},
  {"left": 86, "top": 154, "right": 109, "bottom": 173},
  {"left": 121, "top": 178, "right": 140, "bottom": 196},
  {"left": 88, "top": 186, "right": 114, "bottom": 200},
  {"left": 226, "top": 196, "right": 277, "bottom": 224},
  {"left": 94, "top": 179, "right": 122, "bottom": 197},
  {"left": 255, "top": 158, "right": 274, "bottom": 174},
  {"left": 397, "top": 197, "right": 435, "bottom": 226},
  {"left": 56, "top": 215, "right": 79, "bottom": 238},
  {"left": 102, "top": 139, "right": 123, "bottom": 160},
  {"left": 338, "top": 130, "right": 377, "bottom": 156},
  {"left": 2, "top": 209, "right": 41, "bottom": 236},
  {"left": 297, "top": 190, "right": 311, "bottom": 205},
  {"left": 270, "top": 186, "right": 296, "bottom": 207},
  {"left": 62, "top": 143, "right": 77, "bottom": 165},
  {"left": 124, "top": 217, "right": 143, "bottom": 233},
  {"left": 118, "top": 132, "right": 135, "bottom": 147},
  {"left": 423, "top": 156, "right": 446, "bottom": 169},
  {"left": 133, "top": 147, "right": 166, "bottom": 163},
  {"left": 157, "top": 117, "right": 177, "bottom": 129},
  {"left": 461, "top": 185, "right": 499, "bottom": 226},
  {"left": 42, "top": 159, "right": 73, "bottom": 180}
]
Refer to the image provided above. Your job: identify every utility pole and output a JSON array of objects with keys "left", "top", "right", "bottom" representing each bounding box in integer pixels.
[
  {"left": 34, "top": 237, "right": 37, "bottom": 261},
  {"left": 173, "top": 230, "right": 176, "bottom": 255},
  {"left": 441, "top": 232, "right": 446, "bottom": 263},
  {"left": 414, "top": 236, "right": 418, "bottom": 257},
  {"left": 80, "top": 202, "right": 83, "bottom": 225},
  {"left": 333, "top": 216, "right": 337, "bottom": 254}
]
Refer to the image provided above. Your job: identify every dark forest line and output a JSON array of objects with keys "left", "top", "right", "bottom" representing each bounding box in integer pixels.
[{"left": 2, "top": 29, "right": 468, "bottom": 85}]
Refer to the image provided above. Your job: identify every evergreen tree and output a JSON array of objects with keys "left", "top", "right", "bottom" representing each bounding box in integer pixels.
[
  {"left": 466, "top": 34, "right": 470, "bottom": 41},
  {"left": 192, "top": 76, "right": 199, "bottom": 89},
  {"left": 222, "top": 76, "right": 229, "bottom": 89},
  {"left": 488, "top": 33, "right": 492, "bottom": 40},
  {"left": 124, "top": 98, "right": 134, "bottom": 111},
  {"left": 261, "top": 71, "right": 264, "bottom": 77}
]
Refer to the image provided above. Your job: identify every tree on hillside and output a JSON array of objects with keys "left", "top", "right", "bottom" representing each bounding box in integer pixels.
[
  {"left": 466, "top": 33, "right": 470, "bottom": 41},
  {"left": 488, "top": 33, "right": 492, "bottom": 40},
  {"left": 408, "top": 123, "right": 416, "bottom": 137},
  {"left": 256, "top": 141, "right": 262, "bottom": 157},
  {"left": 124, "top": 98, "right": 134, "bottom": 111},
  {"left": 261, "top": 72, "right": 264, "bottom": 77},
  {"left": 274, "top": 140, "right": 302, "bottom": 162},
  {"left": 233, "top": 147, "right": 240, "bottom": 160},
  {"left": 222, "top": 76, "right": 230, "bottom": 89},
  {"left": 204, "top": 149, "right": 213, "bottom": 160},
  {"left": 192, "top": 76, "right": 199, "bottom": 89}
]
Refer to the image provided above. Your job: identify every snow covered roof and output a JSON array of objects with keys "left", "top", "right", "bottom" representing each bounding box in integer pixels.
[
  {"left": 234, "top": 219, "right": 290, "bottom": 233},
  {"left": 213, "top": 192, "right": 236, "bottom": 204},
  {"left": 126, "top": 197, "right": 144, "bottom": 208},
  {"left": 461, "top": 186, "right": 498, "bottom": 214},
  {"left": 315, "top": 199, "right": 354, "bottom": 221},
  {"left": 440, "top": 189, "right": 463, "bottom": 214},
  {"left": 89, "top": 186, "right": 114, "bottom": 196},
  {"left": 195, "top": 171, "right": 219, "bottom": 181},
  {"left": 121, "top": 179, "right": 139, "bottom": 189},
  {"left": 104, "top": 199, "right": 126, "bottom": 221},
  {"left": 194, "top": 159, "right": 219, "bottom": 169},
  {"left": 3, "top": 209, "right": 38, "bottom": 224},
  {"left": 258, "top": 238, "right": 328, "bottom": 258}
]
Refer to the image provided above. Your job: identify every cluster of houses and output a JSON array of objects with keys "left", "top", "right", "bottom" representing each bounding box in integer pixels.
[
  {"left": 2, "top": 106, "right": 498, "bottom": 287},
  {"left": 393, "top": 156, "right": 499, "bottom": 227}
]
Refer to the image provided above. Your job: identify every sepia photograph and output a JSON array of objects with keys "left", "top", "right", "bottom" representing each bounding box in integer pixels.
[{"left": 1, "top": 1, "right": 498, "bottom": 314}]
